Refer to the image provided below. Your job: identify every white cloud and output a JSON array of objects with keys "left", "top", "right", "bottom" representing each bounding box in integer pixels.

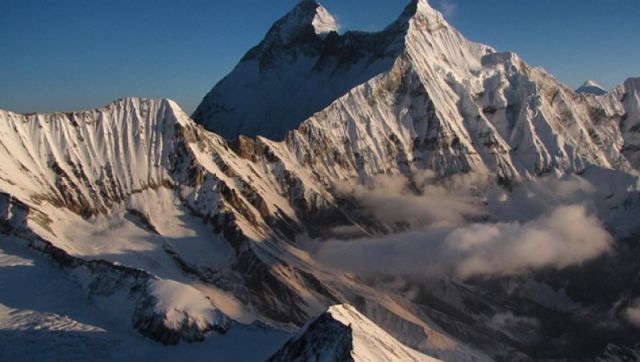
[
  {"left": 319, "top": 172, "right": 616, "bottom": 280},
  {"left": 625, "top": 300, "right": 640, "bottom": 327},
  {"left": 450, "top": 205, "right": 611, "bottom": 278},
  {"left": 315, "top": 204, "right": 611, "bottom": 280},
  {"left": 437, "top": 0, "right": 458, "bottom": 17},
  {"left": 489, "top": 312, "right": 540, "bottom": 330},
  {"left": 335, "top": 170, "right": 488, "bottom": 229},
  {"left": 488, "top": 312, "right": 541, "bottom": 342}
]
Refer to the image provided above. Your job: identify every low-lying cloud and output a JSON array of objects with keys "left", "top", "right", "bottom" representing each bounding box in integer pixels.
[
  {"left": 317, "top": 205, "right": 610, "bottom": 279},
  {"left": 449, "top": 205, "right": 611, "bottom": 278},
  {"left": 488, "top": 312, "right": 541, "bottom": 342},
  {"left": 335, "top": 171, "right": 488, "bottom": 229},
  {"left": 625, "top": 300, "right": 640, "bottom": 327},
  {"left": 319, "top": 172, "right": 618, "bottom": 280}
]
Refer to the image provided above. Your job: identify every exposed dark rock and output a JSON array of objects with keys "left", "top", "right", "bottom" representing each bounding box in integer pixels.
[{"left": 268, "top": 312, "right": 354, "bottom": 362}]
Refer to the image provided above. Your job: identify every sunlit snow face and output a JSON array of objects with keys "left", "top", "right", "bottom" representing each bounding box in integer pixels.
[{"left": 312, "top": 5, "right": 339, "bottom": 38}]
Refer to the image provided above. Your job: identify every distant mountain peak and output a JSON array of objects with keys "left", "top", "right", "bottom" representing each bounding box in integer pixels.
[
  {"left": 412, "top": 0, "right": 439, "bottom": 16},
  {"left": 265, "top": 0, "right": 338, "bottom": 44},
  {"left": 397, "top": 0, "right": 446, "bottom": 28},
  {"left": 576, "top": 80, "right": 607, "bottom": 96}
]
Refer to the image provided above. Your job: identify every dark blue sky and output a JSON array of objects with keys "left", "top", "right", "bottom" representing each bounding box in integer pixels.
[{"left": 1, "top": 0, "right": 638, "bottom": 114}]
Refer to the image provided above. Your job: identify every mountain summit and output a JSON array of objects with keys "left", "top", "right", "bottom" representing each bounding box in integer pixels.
[
  {"left": 576, "top": 80, "right": 608, "bottom": 95},
  {"left": 191, "top": 0, "right": 480, "bottom": 141},
  {"left": 399, "top": 0, "right": 446, "bottom": 24},
  {"left": 264, "top": 0, "right": 338, "bottom": 44},
  {"left": 192, "top": 1, "right": 425, "bottom": 140}
]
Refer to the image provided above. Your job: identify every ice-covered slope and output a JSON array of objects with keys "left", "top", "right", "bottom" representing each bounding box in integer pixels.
[
  {"left": 0, "top": 195, "right": 232, "bottom": 346},
  {"left": 576, "top": 80, "right": 608, "bottom": 96},
  {"left": 269, "top": 304, "right": 440, "bottom": 362}
]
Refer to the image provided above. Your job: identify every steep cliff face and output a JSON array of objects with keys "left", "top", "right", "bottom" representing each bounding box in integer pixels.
[{"left": 0, "top": 97, "right": 303, "bottom": 240}]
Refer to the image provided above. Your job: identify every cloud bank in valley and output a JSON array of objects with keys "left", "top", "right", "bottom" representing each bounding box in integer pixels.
[
  {"left": 316, "top": 204, "right": 611, "bottom": 279},
  {"left": 319, "top": 172, "right": 615, "bottom": 280},
  {"left": 334, "top": 171, "right": 488, "bottom": 229}
]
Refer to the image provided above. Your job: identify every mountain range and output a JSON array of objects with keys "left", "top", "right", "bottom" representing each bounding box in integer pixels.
[{"left": 1, "top": 0, "right": 639, "bottom": 361}]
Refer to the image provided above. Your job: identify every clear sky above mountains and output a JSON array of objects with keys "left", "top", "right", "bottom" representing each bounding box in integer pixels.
[{"left": 1, "top": 0, "right": 638, "bottom": 114}]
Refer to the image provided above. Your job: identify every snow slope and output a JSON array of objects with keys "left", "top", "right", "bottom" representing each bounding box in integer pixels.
[{"left": 0, "top": 238, "right": 290, "bottom": 361}]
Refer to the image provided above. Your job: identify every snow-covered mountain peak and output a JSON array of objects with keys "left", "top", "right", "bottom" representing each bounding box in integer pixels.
[
  {"left": 409, "top": 0, "right": 442, "bottom": 18},
  {"left": 394, "top": 0, "right": 449, "bottom": 33},
  {"left": 192, "top": 0, "right": 470, "bottom": 140},
  {"left": 269, "top": 304, "right": 440, "bottom": 361},
  {"left": 310, "top": 2, "right": 338, "bottom": 37},
  {"left": 4, "top": 1, "right": 640, "bottom": 360},
  {"left": 265, "top": 0, "right": 338, "bottom": 44},
  {"left": 576, "top": 79, "right": 608, "bottom": 96}
]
